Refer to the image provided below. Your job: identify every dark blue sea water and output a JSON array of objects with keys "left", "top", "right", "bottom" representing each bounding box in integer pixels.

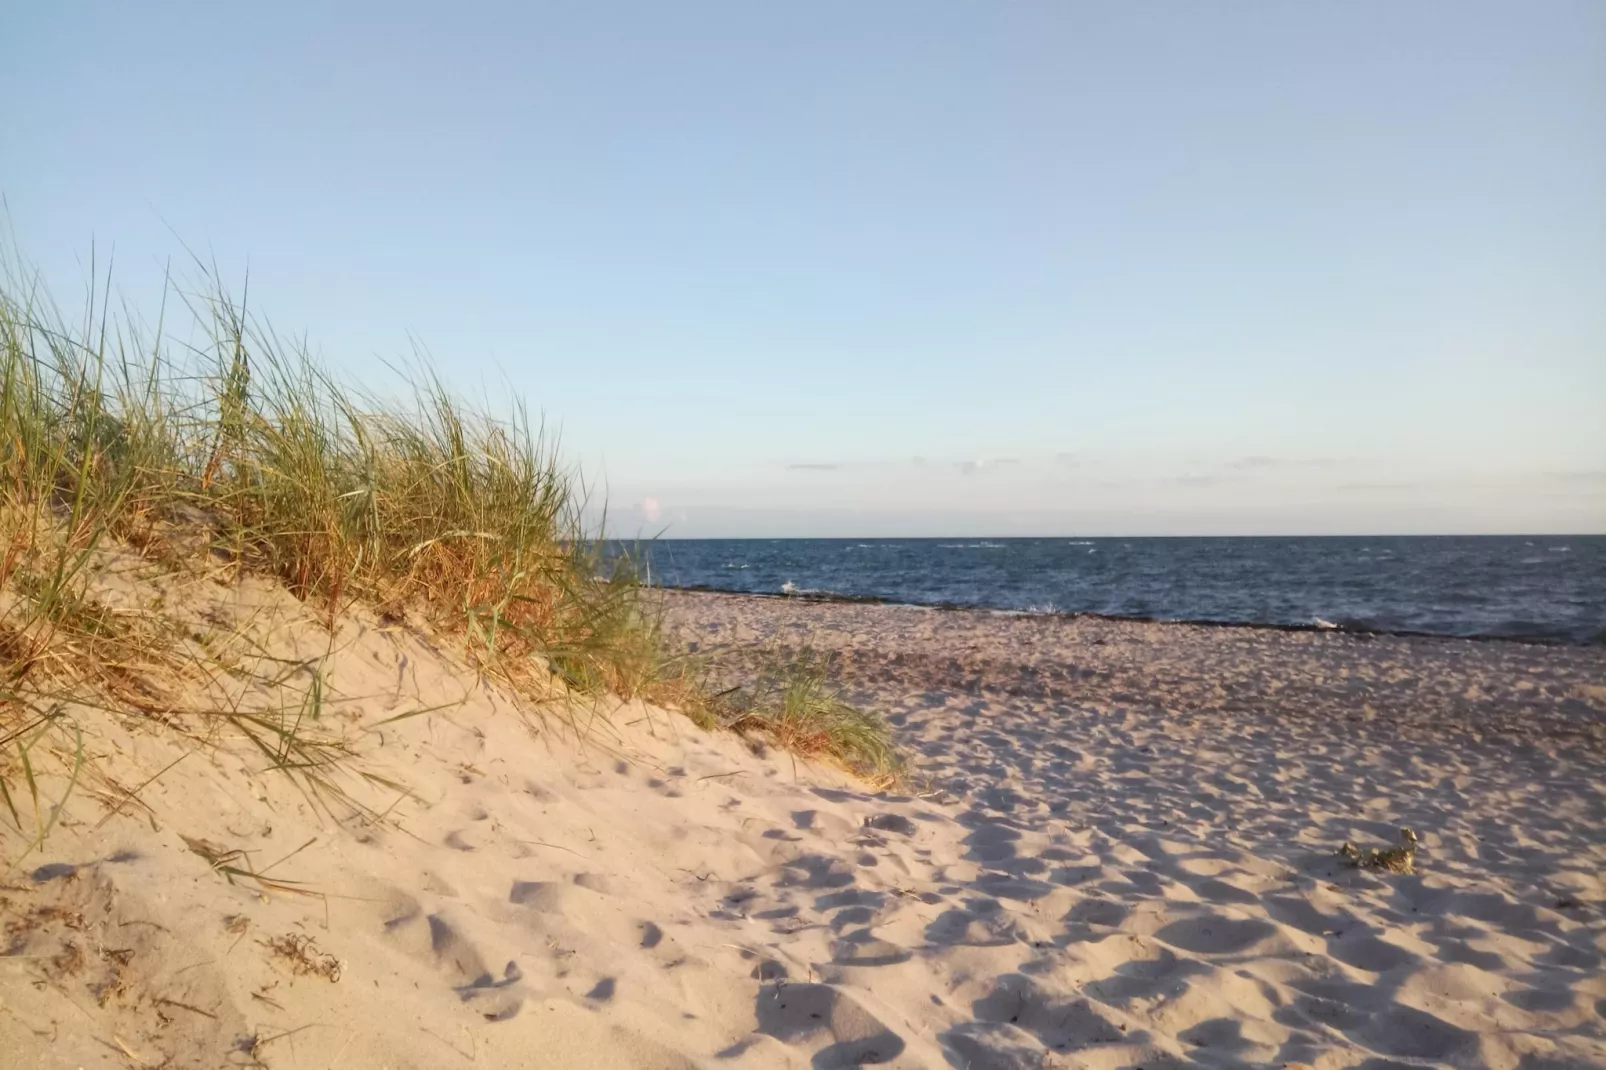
[{"left": 630, "top": 536, "right": 1606, "bottom": 644}]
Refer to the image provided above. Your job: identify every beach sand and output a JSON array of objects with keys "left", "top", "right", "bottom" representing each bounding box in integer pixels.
[
  {"left": 662, "top": 592, "right": 1606, "bottom": 1069},
  {"left": 3, "top": 568, "right": 1603, "bottom": 1068}
]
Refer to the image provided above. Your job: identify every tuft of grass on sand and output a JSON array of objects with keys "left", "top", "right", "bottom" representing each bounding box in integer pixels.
[{"left": 705, "top": 647, "right": 904, "bottom": 788}]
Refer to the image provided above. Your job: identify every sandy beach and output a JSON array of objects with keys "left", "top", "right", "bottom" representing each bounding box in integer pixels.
[
  {"left": 10, "top": 4, "right": 1604, "bottom": 1064},
  {"left": 668, "top": 590, "right": 1606, "bottom": 1067},
  {"left": 5, "top": 573, "right": 1603, "bottom": 1069}
]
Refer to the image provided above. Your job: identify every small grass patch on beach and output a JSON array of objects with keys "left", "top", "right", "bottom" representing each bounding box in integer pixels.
[{"left": 707, "top": 648, "right": 904, "bottom": 787}]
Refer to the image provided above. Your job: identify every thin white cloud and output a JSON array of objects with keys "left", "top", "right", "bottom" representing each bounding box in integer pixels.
[{"left": 957, "top": 458, "right": 1021, "bottom": 476}]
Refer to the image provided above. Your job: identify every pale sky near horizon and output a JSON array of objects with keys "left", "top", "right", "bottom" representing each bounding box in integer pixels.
[{"left": 5, "top": 3, "right": 1603, "bottom": 537}]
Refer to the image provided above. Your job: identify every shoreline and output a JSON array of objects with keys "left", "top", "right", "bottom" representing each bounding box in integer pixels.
[
  {"left": 656, "top": 582, "right": 1596, "bottom": 648},
  {"left": 665, "top": 588, "right": 1606, "bottom": 752}
]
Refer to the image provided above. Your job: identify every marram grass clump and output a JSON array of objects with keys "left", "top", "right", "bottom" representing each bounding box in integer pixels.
[
  {"left": 0, "top": 248, "right": 905, "bottom": 853},
  {"left": 0, "top": 254, "right": 658, "bottom": 703},
  {"left": 0, "top": 251, "right": 676, "bottom": 847},
  {"left": 698, "top": 647, "right": 904, "bottom": 788}
]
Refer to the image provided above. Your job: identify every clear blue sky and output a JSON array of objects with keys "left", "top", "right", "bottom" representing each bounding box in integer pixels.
[{"left": 6, "top": 2, "right": 1603, "bottom": 536}]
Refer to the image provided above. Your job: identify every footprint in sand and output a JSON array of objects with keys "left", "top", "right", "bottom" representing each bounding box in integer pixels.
[
  {"left": 830, "top": 929, "right": 912, "bottom": 967},
  {"left": 1154, "top": 913, "right": 1280, "bottom": 955},
  {"left": 749, "top": 958, "right": 789, "bottom": 981},
  {"left": 375, "top": 888, "right": 526, "bottom": 1021},
  {"left": 509, "top": 877, "right": 697, "bottom": 972},
  {"left": 940, "top": 1025, "right": 1059, "bottom": 1070},
  {"left": 1065, "top": 896, "right": 1131, "bottom": 929},
  {"left": 1326, "top": 927, "right": 1421, "bottom": 972},
  {"left": 925, "top": 904, "right": 1023, "bottom": 947},
  {"left": 862, "top": 812, "right": 917, "bottom": 836},
  {"left": 428, "top": 915, "right": 526, "bottom": 1020},
  {"left": 754, "top": 982, "right": 905, "bottom": 1067},
  {"left": 972, "top": 973, "right": 1127, "bottom": 1051},
  {"left": 1354, "top": 1003, "right": 1479, "bottom": 1061}
]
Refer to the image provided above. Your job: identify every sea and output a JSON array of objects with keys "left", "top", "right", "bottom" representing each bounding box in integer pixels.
[{"left": 627, "top": 535, "right": 1606, "bottom": 645}]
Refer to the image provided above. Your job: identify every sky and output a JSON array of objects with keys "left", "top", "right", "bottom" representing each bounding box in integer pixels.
[{"left": 5, "top": 2, "right": 1603, "bottom": 537}]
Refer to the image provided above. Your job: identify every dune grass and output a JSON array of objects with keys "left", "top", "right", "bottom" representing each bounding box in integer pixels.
[
  {"left": 697, "top": 647, "right": 905, "bottom": 788},
  {"left": 0, "top": 248, "right": 904, "bottom": 851},
  {"left": 0, "top": 251, "right": 666, "bottom": 842},
  {"left": 0, "top": 258, "right": 651, "bottom": 683}
]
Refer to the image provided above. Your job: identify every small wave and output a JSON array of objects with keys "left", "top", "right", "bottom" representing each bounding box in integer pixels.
[
  {"left": 723, "top": 562, "right": 749, "bottom": 569},
  {"left": 1549, "top": 546, "right": 1570, "bottom": 553},
  {"left": 1088, "top": 548, "right": 1097, "bottom": 554},
  {"left": 938, "top": 542, "right": 1005, "bottom": 550},
  {"left": 1313, "top": 618, "right": 1340, "bottom": 630},
  {"left": 1521, "top": 557, "right": 1544, "bottom": 565},
  {"left": 780, "top": 581, "right": 800, "bottom": 595},
  {"left": 988, "top": 603, "right": 1058, "bottom": 617},
  {"left": 1066, "top": 540, "right": 1093, "bottom": 546}
]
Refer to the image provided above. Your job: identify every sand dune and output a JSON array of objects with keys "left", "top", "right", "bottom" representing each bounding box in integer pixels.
[{"left": 3, "top": 568, "right": 1603, "bottom": 1068}]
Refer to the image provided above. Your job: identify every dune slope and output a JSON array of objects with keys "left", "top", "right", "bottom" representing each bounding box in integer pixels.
[{"left": 3, "top": 566, "right": 1604, "bottom": 1070}]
